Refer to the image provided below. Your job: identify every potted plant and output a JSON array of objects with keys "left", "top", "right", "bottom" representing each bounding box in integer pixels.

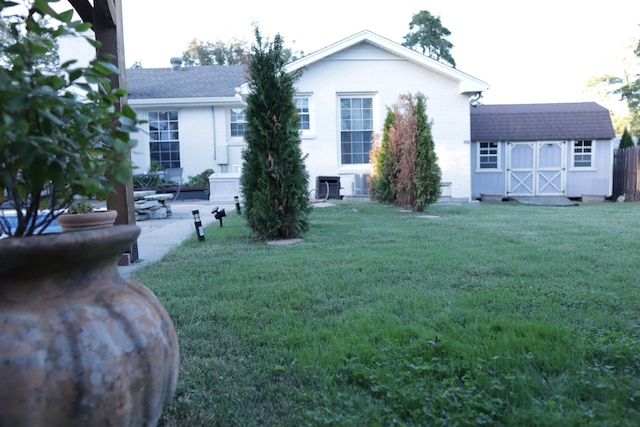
[
  {"left": 55, "top": 195, "right": 118, "bottom": 231},
  {"left": 0, "top": 1, "right": 179, "bottom": 426}
]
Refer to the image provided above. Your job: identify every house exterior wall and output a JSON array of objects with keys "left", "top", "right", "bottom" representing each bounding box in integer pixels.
[
  {"left": 296, "top": 43, "right": 474, "bottom": 200},
  {"left": 130, "top": 106, "right": 216, "bottom": 180}
]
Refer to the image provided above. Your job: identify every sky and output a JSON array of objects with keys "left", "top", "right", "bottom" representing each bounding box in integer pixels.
[{"left": 62, "top": 1, "right": 640, "bottom": 107}]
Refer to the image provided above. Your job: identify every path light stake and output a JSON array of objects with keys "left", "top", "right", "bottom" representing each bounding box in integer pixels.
[
  {"left": 192, "top": 209, "right": 205, "bottom": 241},
  {"left": 234, "top": 195, "right": 242, "bottom": 215},
  {"left": 212, "top": 207, "right": 226, "bottom": 227}
]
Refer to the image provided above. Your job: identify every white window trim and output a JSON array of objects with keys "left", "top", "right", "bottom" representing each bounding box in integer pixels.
[
  {"left": 570, "top": 139, "right": 596, "bottom": 171},
  {"left": 295, "top": 93, "right": 315, "bottom": 139},
  {"left": 475, "top": 141, "right": 501, "bottom": 172}
]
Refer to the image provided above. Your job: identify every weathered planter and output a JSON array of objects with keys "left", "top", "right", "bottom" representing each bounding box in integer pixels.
[
  {"left": 56, "top": 209, "right": 118, "bottom": 232},
  {"left": 0, "top": 225, "right": 179, "bottom": 426}
]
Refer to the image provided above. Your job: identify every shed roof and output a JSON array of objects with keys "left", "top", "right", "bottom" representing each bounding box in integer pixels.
[
  {"left": 125, "top": 64, "right": 247, "bottom": 99},
  {"left": 470, "top": 102, "right": 615, "bottom": 141}
]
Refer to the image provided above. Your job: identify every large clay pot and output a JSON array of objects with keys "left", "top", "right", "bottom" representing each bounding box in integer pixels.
[{"left": 0, "top": 225, "right": 179, "bottom": 427}]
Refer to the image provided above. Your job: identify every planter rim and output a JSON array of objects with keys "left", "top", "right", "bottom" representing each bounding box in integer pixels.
[{"left": 0, "top": 224, "right": 140, "bottom": 277}]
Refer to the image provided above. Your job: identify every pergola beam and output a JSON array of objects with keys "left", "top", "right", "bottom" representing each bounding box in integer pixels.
[{"left": 68, "top": 0, "right": 139, "bottom": 263}]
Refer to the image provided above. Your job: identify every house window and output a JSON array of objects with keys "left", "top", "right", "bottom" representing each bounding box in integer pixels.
[
  {"left": 340, "top": 97, "right": 373, "bottom": 164},
  {"left": 230, "top": 108, "right": 247, "bottom": 137},
  {"left": 295, "top": 97, "right": 310, "bottom": 131},
  {"left": 573, "top": 140, "right": 593, "bottom": 168},
  {"left": 478, "top": 142, "right": 499, "bottom": 169},
  {"left": 149, "top": 111, "right": 180, "bottom": 169}
]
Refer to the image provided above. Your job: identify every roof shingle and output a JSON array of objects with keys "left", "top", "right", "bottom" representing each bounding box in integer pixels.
[
  {"left": 470, "top": 102, "right": 615, "bottom": 141},
  {"left": 125, "top": 65, "right": 247, "bottom": 99}
]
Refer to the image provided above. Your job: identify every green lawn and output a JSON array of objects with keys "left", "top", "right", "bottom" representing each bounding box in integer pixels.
[{"left": 134, "top": 201, "right": 640, "bottom": 426}]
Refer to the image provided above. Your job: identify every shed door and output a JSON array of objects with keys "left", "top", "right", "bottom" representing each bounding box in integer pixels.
[{"left": 507, "top": 142, "right": 566, "bottom": 196}]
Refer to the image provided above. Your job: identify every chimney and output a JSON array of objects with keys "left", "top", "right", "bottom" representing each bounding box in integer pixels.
[{"left": 170, "top": 57, "right": 182, "bottom": 71}]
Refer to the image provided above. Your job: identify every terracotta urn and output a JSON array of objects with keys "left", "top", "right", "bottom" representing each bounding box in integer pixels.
[
  {"left": 0, "top": 225, "right": 179, "bottom": 427},
  {"left": 55, "top": 209, "right": 118, "bottom": 232}
]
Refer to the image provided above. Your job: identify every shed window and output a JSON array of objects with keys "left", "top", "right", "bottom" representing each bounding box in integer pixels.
[
  {"left": 478, "top": 142, "right": 499, "bottom": 169},
  {"left": 573, "top": 140, "right": 593, "bottom": 168}
]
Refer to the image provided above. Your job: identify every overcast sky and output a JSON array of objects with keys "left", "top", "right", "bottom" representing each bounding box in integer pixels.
[{"left": 63, "top": 1, "right": 640, "bottom": 106}]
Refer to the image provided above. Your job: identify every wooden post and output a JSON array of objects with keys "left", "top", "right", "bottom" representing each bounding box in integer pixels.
[{"left": 70, "top": 0, "right": 138, "bottom": 262}]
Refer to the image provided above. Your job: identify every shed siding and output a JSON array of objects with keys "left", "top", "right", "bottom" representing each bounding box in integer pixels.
[{"left": 564, "top": 139, "right": 613, "bottom": 198}]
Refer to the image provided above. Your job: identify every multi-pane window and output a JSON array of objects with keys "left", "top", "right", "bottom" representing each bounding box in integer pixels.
[
  {"left": 295, "top": 97, "right": 310, "bottom": 131},
  {"left": 340, "top": 97, "right": 373, "bottom": 164},
  {"left": 230, "top": 108, "right": 247, "bottom": 137},
  {"left": 478, "top": 142, "right": 499, "bottom": 169},
  {"left": 573, "top": 140, "right": 593, "bottom": 168},
  {"left": 149, "top": 111, "right": 180, "bottom": 169}
]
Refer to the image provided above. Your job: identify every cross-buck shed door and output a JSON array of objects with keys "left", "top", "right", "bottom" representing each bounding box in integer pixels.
[{"left": 506, "top": 142, "right": 566, "bottom": 196}]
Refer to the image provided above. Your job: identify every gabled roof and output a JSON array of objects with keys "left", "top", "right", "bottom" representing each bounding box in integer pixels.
[
  {"left": 286, "top": 30, "right": 488, "bottom": 94},
  {"left": 126, "top": 64, "right": 246, "bottom": 101},
  {"left": 470, "top": 102, "right": 615, "bottom": 141}
]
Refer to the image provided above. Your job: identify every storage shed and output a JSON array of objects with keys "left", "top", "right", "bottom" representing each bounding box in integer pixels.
[{"left": 470, "top": 102, "right": 615, "bottom": 199}]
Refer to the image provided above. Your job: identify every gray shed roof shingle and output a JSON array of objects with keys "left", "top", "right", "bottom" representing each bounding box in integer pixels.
[
  {"left": 470, "top": 102, "right": 615, "bottom": 141},
  {"left": 125, "top": 64, "right": 247, "bottom": 99}
]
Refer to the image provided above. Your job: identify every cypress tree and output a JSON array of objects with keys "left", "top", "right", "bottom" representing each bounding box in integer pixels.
[
  {"left": 240, "top": 28, "right": 310, "bottom": 240},
  {"left": 414, "top": 93, "right": 441, "bottom": 211},
  {"left": 619, "top": 128, "right": 634, "bottom": 149},
  {"left": 369, "top": 108, "right": 397, "bottom": 203},
  {"left": 393, "top": 94, "right": 418, "bottom": 209}
]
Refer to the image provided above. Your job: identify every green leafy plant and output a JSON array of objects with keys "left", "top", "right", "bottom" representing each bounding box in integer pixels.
[
  {"left": 66, "top": 196, "right": 95, "bottom": 214},
  {"left": 185, "top": 169, "right": 213, "bottom": 187},
  {"left": 0, "top": 0, "right": 139, "bottom": 237}
]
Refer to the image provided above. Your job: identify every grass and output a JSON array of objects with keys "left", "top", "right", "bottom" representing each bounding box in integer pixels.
[{"left": 133, "top": 200, "right": 640, "bottom": 426}]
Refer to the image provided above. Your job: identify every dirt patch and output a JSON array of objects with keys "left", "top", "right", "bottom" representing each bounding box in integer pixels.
[{"left": 266, "top": 238, "right": 302, "bottom": 246}]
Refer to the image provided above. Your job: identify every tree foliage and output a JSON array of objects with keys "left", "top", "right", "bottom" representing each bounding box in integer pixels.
[
  {"left": 619, "top": 128, "right": 634, "bottom": 149},
  {"left": 369, "top": 108, "right": 397, "bottom": 203},
  {"left": 402, "top": 10, "right": 456, "bottom": 68},
  {"left": 240, "top": 27, "right": 310, "bottom": 240},
  {"left": 586, "top": 39, "right": 640, "bottom": 135},
  {"left": 182, "top": 38, "right": 250, "bottom": 66},
  {"left": 182, "top": 36, "right": 303, "bottom": 67},
  {"left": 370, "top": 93, "right": 441, "bottom": 211},
  {"left": 413, "top": 93, "right": 441, "bottom": 210}
]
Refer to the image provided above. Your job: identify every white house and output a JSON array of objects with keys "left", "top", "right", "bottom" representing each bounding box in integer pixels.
[{"left": 126, "top": 30, "right": 489, "bottom": 202}]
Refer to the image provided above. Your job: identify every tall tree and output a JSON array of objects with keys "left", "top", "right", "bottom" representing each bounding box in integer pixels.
[
  {"left": 619, "top": 128, "right": 634, "bottom": 149},
  {"left": 586, "top": 39, "right": 640, "bottom": 135},
  {"left": 402, "top": 10, "right": 456, "bottom": 68},
  {"left": 370, "top": 93, "right": 441, "bottom": 211},
  {"left": 414, "top": 93, "right": 441, "bottom": 211},
  {"left": 369, "top": 108, "right": 397, "bottom": 203},
  {"left": 393, "top": 94, "right": 419, "bottom": 208},
  {"left": 240, "top": 27, "right": 311, "bottom": 240}
]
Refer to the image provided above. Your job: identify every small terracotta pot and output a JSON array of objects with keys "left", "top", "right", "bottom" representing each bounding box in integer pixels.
[{"left": 56, "top": 209, "right": 118, "bottom": 232}]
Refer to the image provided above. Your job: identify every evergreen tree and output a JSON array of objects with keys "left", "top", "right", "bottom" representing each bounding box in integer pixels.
[
  {"left": 414, "top": 93, "right": 441, "bottom": 211},
  {"left": 240, "top": 28, "right": 310, "bottom": 240},
  {"left": 402, "top": 10, "right": 456, "bottom": 68},
  {"left": 369, "top": 108, "right": 397, "bottom": 203},
  {"left": 393, "top": 94, "right": 418, "bottom": 209},
  {"left": 619, "top": 128, "right": 634, "bottom": 149}
]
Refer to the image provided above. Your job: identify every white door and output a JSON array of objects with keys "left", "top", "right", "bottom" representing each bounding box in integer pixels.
[{"left": 507, "top": 142, "right": 566, "bottom": 196}]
